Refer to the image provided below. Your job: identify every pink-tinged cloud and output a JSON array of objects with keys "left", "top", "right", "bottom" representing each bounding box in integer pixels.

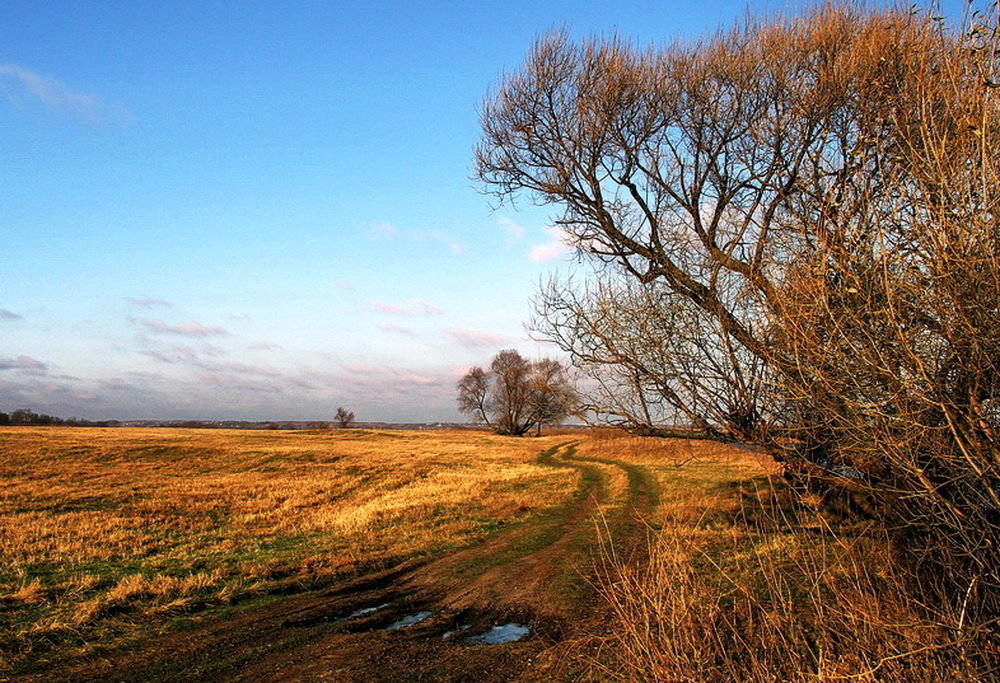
[
  {"left": 248, "top": 342, "right": 282, "bottom": 351},
  {"left": 0, "top": 308, "right": 22, "bottom": 320},
  {"left": 368, "top": 301, "right": 411, "bottom": 316},
  {"left": 444, "top": 328, "right": 515, "bottom": 349},
  {"left": 125, "top": 297, "right": 173, "bottom": 309},
  {"left": 0, "top": 64, "right": 134, "bottom": 125},
  {"left": 336, "top": 280, "right": 354, "bottom": 290},
  {"left": 528, "top": 226, "right": 571, "bottom": 263},
  {"left": 414, "top": 300, "right": 445, "bottom": 315},
  {"left": 0, "top": 355, "right": 47, "bottom": 373},
  {"left": 377, "top": 323, "right": 416, "bottom": 336},
  {"left": 368, "top": 300, "right": 446, "bottom": 316},
  {"left": 136, "top": 318, "right": 229, "bottom": 337}
]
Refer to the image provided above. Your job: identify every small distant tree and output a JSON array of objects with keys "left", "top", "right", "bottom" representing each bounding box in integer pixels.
[
  {"left": 334, "top": 407, "right": 354, "bottom": 429},
  {"left": 457, "top": 349, "right": 576, "bottom": 436}
]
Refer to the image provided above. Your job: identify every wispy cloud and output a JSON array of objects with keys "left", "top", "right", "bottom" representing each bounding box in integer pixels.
[
  {"left": 370, "top": 221, "right": 466, "bottom": 256},
  {"left": 528, "top": 226, "right": 571, "bottom": 263},
  {"left": 444, "top": 328, "right": 514, "bottom": 349},
  {"left": 133, "top": 318, "right": 229, "bottom": 338},
  {"left": 498, "top": 216, "right": 525, "bottom": 241},
  {"left": 0, "top": 355, "right": 47, "bottom": 374},
  {"left": 377, "top": 322, "right": 416, "bottom": 336},
  {"left": 125, "top": 297, "right": 173, "bottom": 309},
  {"left": 248, "top": 342, "right": 282, "bottom": 351},
  {"left": 414, "top": 300, "right": 445, "bottom": 315},
  {"left": 0, "top": 308, "right": 23, "bottom": 320},
  {"left": 0, "top": 64, "right": 134, "bottom": 125},
  {"left": 367, "top": 300, "right": 446, "bottom": 317},
  {"left": 368, "top": 301, "right": 411, "bottom": 316},
  {"left": 371, "top": 221, "right": 399, "bottom": 239},
  {"left": 336, "top": 280, "right": 354, "bottom": 291}
]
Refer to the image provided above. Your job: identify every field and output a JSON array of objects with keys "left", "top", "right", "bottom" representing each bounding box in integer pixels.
[{"left": 0, "top": 427, "right": 980, "bottom": 681}]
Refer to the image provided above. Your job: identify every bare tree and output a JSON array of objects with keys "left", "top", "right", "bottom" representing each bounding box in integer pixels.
[
  {"left": 457, "top": 350, "right": 576, "bottom": 435},
  {"left": 334, "top": 407, "right": 354, "bottom": 429},
  {"left": 477, "top": 5, "right": 1000, "bottom": 620}
]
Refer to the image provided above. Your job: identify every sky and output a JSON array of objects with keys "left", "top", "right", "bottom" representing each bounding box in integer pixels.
[{"left": 0, "top": 0, "right": 969, "bottom": 422}]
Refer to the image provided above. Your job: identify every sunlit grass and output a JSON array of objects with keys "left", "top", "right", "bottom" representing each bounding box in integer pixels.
[{"left": 0, "top": 426, "right": 578, "bottom": 669}]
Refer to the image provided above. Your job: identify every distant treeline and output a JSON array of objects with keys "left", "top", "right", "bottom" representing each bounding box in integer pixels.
[
  {"left": 0, "top": 411, "right": 490, "bottom": 430},
  {"left": 0, "top": 408, "right": 118, "bottom": 427}
]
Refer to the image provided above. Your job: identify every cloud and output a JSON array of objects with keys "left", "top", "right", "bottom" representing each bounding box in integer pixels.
[
  {"left": 424, "top": 231, "right": 466, "bottom": 256},
  {"left": 377, "top": 323, "right": 416, "bottom": 336},
  {"left": 414, "top": 300, "right": 445, "bottom": 315},
  {"left": 248, "top": 342, "right": 282, "bottom": 351},
  {"left": 371, "top": 221, "right": 399, "bottom": 239},
  {"left": 134, "top": 318, "right": 229, "bottom": 338},
  {"left": 369, "top": 221, "right": 466, "bottom": 256},
  {"left": 0, "top": 355, "right": 47, "bottom": 374},
  {"left": 0, "top": 64, "right": 134, "bottom": 125},
  {"left": 125, "top": 297, "right": 173, "bottom": 309},
  {"left": 528, "top": 226, "right": 571, "bottom": 263},
  {"left": 367, "top": 300, "right": 446, "bottom": 316},
  {"left": 336, "top": 280, "right": 354, "bottom": 291},
  {"left": 498, "top": 216, "right": 525, "bottom": 241},
  {"left": 368, "top": 301, "right": 411, "bottom": 316},
  {"left": 0, "top": 308, "right": 22, "bottom": 320},
  {"left": 444, "top": 328, "right": 514, "bottom": 349}
]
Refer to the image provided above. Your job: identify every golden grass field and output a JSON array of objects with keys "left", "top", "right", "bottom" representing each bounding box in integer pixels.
[
  {"left": 3, "top": 426, "right": 982, "bottom": 681},
  {"left": 0, "top": 427, "right": 583, "bottom": 671}
]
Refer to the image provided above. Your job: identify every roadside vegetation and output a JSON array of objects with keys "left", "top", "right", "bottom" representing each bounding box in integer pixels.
[{"left": 581, "top": 432, "right": 989, "bottom": 680}]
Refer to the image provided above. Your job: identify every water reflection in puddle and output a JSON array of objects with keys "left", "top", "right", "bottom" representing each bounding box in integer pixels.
[
  {"left": 387, "top": 611, "right": 433, "bottom": 630},
  {"left": 465, "top": 623, "right": 530, "bottom": 644},
  {"left": 333, "top": 602, "right": 390, "bottom": 624},
  {"left": 441, "top": 624, "right": 472, "bottom": 640}
]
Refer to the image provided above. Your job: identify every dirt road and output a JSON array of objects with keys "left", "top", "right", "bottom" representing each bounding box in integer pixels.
[{"left": 30, "top": 441, "right": 658, "bottom": 682}]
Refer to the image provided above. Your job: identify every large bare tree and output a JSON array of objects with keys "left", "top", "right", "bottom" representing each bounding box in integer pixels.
[
  {"left": 477, "top": 5, "right": 1000, "bottom": 620},
  {"left": 457, "top": 350, "right": 577, "bottom": 436}
]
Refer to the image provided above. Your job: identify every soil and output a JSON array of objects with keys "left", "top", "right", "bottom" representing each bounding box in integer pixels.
[{"left": 23, "top": 441, "right": 658, "bottom": 682}]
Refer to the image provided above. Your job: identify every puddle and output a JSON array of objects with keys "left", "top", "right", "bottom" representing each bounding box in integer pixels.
[
  {"left": 332, "top": 602, "right": 390, "bottom": 624},
  {"left": 464, "top": 623, "right": 530, "bottom": 645},
  {"left": 387, "top": 610, "right": 433, "bottom": 630},
  {"left": 441, "top": 623, "right": 472, "bottom": 640}
]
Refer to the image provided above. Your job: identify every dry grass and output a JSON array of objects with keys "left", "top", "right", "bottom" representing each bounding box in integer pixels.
[
  {"left": 0, "top": 426, "right": 578, "bottom": 669},
  {"left": 583, "top": 434, "right": 995, "bottom": 682}
]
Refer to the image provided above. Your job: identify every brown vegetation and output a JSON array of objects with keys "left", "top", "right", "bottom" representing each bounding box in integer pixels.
[{"left": 477, "top": 2, "right": 1000, "bottom": 634}]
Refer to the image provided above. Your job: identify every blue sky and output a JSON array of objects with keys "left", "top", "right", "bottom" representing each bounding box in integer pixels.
[{"left": 0, "top": 1, "right": 967, "bottom": 421}]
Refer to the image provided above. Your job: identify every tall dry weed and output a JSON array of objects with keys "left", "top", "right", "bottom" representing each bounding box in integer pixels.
[{"left": 595, "top": 482, "right": 996, "bottom": 681}]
